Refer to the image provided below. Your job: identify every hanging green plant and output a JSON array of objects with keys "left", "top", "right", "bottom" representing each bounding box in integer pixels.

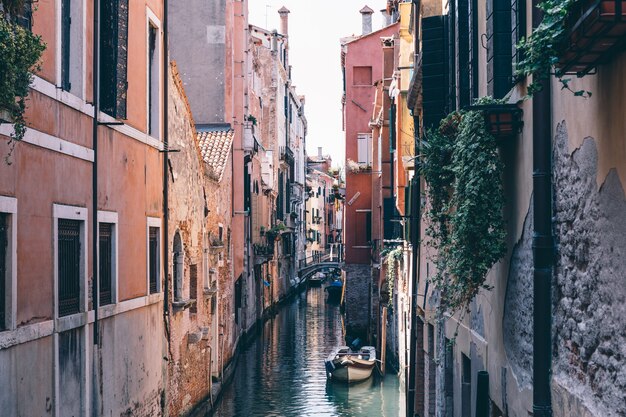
[
  {"left": 0, "top": 10, "right": 46, "bottom": 148},
  {"left": 383, "top": 246, "right": 403, "bottom": 307},
  {"left": 420, "top": 109, "right": 507, "bottom": 314},
  {"left": 515, "top": 0, "right": 591, "bottom": 97}
]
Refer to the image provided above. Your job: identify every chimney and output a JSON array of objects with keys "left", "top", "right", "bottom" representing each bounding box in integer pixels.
[
  {"left": 380, "top": 8, "right": 391, "bottom": 26},
  {"left": 318, "top": 147, "right": 323, "bottom": 159},
  {"left": 360, "top": 5, "right": 374, "bottom": 35},
  {"left": 278, "top": 6, "right": 290, "bottom": 37}
]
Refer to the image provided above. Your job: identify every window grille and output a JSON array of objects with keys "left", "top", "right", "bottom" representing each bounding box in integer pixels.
[
  {"left": 0, "top": 213, "right": 7, "bottom": 330},
  {"left": 99, "top": 0, "right": 129, "bottom": 118},
  {"left": 149, "top": 227, "right": 159, "bottom": 293},
  {"left": 99, "top": 223, "right": 113, "bottom": 306},
  {"left": 58, "top": 219, "right": 81, "bottom": 317}
]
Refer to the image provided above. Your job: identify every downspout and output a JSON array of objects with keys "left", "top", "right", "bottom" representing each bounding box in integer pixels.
[
  {"left": 531, "top": 2, "right": 554, "bottom": 416},
  {"left": 162, "top": 0, "right": 171, "bottom": 413},
  {"left": 407, "top": 114, "right": 420, "bottom": 417},
  {"left": 92, "top": 0, "right": 100, "bottom": 347},
  {"left": 389, "top": 101, "right": 396, "bottom": 202}
]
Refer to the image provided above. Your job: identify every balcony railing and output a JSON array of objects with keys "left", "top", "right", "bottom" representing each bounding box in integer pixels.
[{"left": 279, "top": 146, "right": 294, "bottom": 164}]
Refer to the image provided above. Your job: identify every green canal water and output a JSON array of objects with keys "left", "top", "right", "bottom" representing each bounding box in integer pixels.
[{"left": 211, "top": 286, "right": 405, "bottom": 417}]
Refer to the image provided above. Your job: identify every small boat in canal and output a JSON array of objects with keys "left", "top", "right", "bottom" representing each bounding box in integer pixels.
[
  {"left": 324, "top": 346, "right": 377, "bottom": 383},
  {"left": 325, "top": 279, "right": 343, "bottom": 301},
  {"left": 308, "top": 272, "right": 325, "bottom": 287}
]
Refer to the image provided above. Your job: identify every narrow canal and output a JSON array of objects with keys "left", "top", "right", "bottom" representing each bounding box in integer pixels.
[{"left": 211, "top": 286, "right": 405, "bottom": 417}]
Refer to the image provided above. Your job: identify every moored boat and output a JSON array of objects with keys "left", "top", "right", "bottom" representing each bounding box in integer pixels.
[
  {"left": 324, "top": 346, "right": 376, "bottom": 382},
  {"left": 325, "top": 279, "right": 343, "bottom": 301},
  {"left": 308, "top": 272, "right": 325, "bottom": 287}
]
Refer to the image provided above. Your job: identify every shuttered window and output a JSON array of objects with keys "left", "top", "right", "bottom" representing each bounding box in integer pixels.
[
  {"left": 100, "top": 0, "right": 129, "bottom": 118},
  {"left": 58, "top": 220, "right": 81, "bottom": 317},
  {"left": 149, "top": 227, "right": 159, "bottom": 294},
  {"left": 448, "top": 0, "right": 457, "bottom": 111},
  {"left": 512, "top": 0, "right": 527, "bottom": 75},
  {"left": 357, "top": 133, "right": 372, "bottom": 165},
  {"left": 61, "top": 0, "right": 71, "bottom": 91},
  {"left": 486, "top": 0, "right": 513, "bottom": 99},
  {"left": 456, "top": 0, "right": 471, "bottom": 108},
  {"left": 470, "top": 0, "right": 479, "bottom": 99},
  {"left": 0, "top": 213, "right": 7, "bottom": 330},
  {"left": 422, "top": 16, "right": 449, "bottom": 129},
  {"left": 99, "top": 223, "right": 113, "bottom": 306}
]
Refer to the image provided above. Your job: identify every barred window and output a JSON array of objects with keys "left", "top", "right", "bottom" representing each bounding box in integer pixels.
[{"left": 58, "top": 219, "right": 81, "bottom": 317}]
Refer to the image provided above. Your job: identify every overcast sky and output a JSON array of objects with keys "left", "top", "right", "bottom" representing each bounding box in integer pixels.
[{"left": 248, "top": 1, "right": 387, "bottom": 167}]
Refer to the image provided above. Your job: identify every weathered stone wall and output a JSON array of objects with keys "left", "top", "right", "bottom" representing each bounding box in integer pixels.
[
  {"left": 502, "top": 202, "right": 533, "bottom": 389},
  {"left": 344, "top": 263, "right": 372, "bottom": 339},
  {"left": 552, "top": 123, "right": 626, "bottom": 416}
]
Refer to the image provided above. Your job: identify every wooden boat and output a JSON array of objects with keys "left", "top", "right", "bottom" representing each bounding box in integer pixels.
[
  {"left": 324, "top": 346, "right": 376, "bottom": 382},
  {"left": 308, "top": 272, "right": 325, "bottom": 287},
  {"left": 325, "top": 279, "right": 343, "bottom": 301}
]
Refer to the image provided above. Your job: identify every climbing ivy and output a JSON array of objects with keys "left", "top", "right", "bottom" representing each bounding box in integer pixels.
[
  {"left": 0, "top": 6, "right": 46, "bottom": 155},
  {"left": 421, "top": 110, "right": 507, "bottom": 314},
  {"left": 515, "top": 0, "right": 591, "bottom": 97}
]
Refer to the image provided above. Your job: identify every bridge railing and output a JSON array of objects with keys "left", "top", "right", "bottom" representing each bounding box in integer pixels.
[{"left": 298, "top": 249, "right": 342, "bottom": 270}]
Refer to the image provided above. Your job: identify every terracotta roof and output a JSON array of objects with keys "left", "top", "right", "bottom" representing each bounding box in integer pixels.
[{"left": 197, "top": 128, "right": 233, "bottom": 182}]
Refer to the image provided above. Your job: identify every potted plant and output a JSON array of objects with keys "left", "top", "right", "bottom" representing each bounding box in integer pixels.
[
  {"left": 468, "top": 97, "right": 523, "bottom": 140},
  {"left": 260, "top": 226, "right": 265, "bottom": 236}
]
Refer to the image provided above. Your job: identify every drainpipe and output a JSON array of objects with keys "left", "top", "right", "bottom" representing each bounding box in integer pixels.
[
  {"left": 531, "top": 1, "right": 554, "bottom": 416},
  {"left": 92, "top": 0, "right": 100, "bottom": 347},
  {"left": 162, "top": 0, "right": 170, "bottom": 414},
  {"left": 407, "top": 114, "right": 420, "bottom": 417}
]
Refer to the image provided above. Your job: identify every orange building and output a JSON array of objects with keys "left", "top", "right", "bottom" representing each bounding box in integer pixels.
[{"left": 0, "top": 1, "right": 167, "bottom": 415}]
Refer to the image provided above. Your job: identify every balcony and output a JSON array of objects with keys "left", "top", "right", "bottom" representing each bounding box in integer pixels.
[
  {"left": 279, "top": 146, "right": 294, "bottom": 164},
  {"left": 558, "top": 0, "right": 626, "bottom": 75}
]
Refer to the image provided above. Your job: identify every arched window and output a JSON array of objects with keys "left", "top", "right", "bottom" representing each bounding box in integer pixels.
[{"left": 173, "top": 231, "right": 183, "bottom": 301}]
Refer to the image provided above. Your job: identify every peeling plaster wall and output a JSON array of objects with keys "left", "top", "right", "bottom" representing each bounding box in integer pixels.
[
  {"left": 552, "top": 123, "right": 626, "bottom": 416},
  {"left": 502, "top": 202, "right": 533, "bottom": 389}
]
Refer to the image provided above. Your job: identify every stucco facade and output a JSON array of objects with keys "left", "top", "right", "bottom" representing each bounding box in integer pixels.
[{"left": 0, "top": 1, "right": 167, "bottom": 415}]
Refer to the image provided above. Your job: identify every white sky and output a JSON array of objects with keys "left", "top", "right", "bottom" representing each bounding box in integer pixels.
[{"left": 248, "top": 1, "right": 387, "bottom": 166}]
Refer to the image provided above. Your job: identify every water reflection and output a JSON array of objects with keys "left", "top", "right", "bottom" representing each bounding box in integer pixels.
[{"left": 211, "top": 287, "right": 405, "bottom": 417}]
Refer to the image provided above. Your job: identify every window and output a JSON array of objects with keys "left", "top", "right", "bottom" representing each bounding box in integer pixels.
[
  {"left": 58, "top": 219, "right": 81, "bottom": 317},
  {"left": 357, "top": 133, "right": 372, "bottom": 166},
  {"left": 0, "top": 213, "right": 7, "bottom": 330},
  {"left": 99, "top": 223, "right": 113, "bottom": 305},
  {"left": 147, "top": 16, "right": 160, "bottom": 137},
  {"left": 189, "top": 264, "right": 198, "bottom": 313},
  {"left": 147, "top": 217, "right": 161, "bottom": 295},
  {"left": 0, "top": 197, "right": 16, "bottom": 332},
  {"left": 60, "top": 0, "right": 83, "bottom": 95},
  {"left": 456, "top": 0, "right": 471, "bottom": 108},
  {"left": 61, "top": 0, "right": 71, "bottom": 91},
  {"left": 486, "top": 0, "right": 513, "bottom": 99},
  {"left": 9, "top": 0, "right": 32, "bottom": 30},
  {"left": 353, "top": 66, "right": 372, "bottom": 85},
  {"left": 100, "top": 0, "right": 129, "bottom": 118}
]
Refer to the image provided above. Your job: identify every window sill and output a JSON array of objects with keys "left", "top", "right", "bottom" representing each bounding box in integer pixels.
[
  {"left": 172, "top": 298, "right": 196, "bottom": 313},
  {"left": 203, "top": 287, "right": 218, "bottom": 298}
]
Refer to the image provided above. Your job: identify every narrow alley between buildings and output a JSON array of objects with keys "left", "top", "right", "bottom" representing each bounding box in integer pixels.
[{"left": 1, "top": 0, "right": 626, "bottom": 416}]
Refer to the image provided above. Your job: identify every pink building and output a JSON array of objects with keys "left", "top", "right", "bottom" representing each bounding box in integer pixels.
[{"left": 341, "top": 6, "right": 399, "bottom": 339}]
